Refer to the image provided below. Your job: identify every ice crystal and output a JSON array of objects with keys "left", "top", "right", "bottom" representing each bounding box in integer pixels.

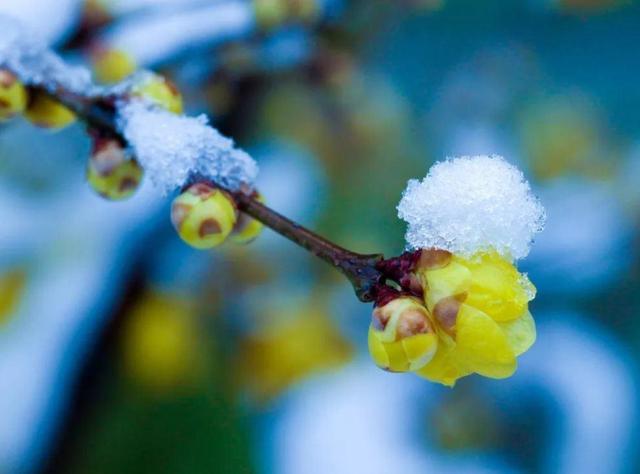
[{"left": 0, "top": 15, "right": 96, "bottom": 95}]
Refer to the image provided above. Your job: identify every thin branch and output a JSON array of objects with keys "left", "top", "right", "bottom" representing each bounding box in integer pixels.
[
  {"left": 232, "top": 192, "right": 385, "bottom": 301},
  {"left": 32, "top": 86, "right": 398, "bottom": 302}
]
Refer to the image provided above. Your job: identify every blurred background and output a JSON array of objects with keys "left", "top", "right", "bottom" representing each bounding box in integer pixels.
[{"left": 1, "top": 0, "right": 639, "bottom": 473}]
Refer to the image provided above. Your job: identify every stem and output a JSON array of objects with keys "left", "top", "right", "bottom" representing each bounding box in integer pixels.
[
  {"left": 232, "top": 192, "right": 384, "bottom": 301},
  {"left": 32, "top": 85, "right": 388, "bottom": 301}
]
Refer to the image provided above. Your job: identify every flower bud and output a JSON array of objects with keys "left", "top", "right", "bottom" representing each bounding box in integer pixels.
[
  {"left": 24, "top": 91, "right": 76, "bottom": 129},
  {"left": 230, "top": 192, "right": 265, "bottom": 244},
  {"left": 368, "top": 296, "right": 438, "bottom": 372},
  {"left": 0, "top": 70, "right": 28, "bottom": 121},
  {"left": 86, "top": 137, "right": 143, "bottom": 200},
  {"left": 171, "top": 183, "right": 237, "bottom": 249},
  {"left": 92, "top": 48, "right": 137, "bottom": 84},
  {"left": 133, "top": 74, "right": 183, "bottom": 114}
]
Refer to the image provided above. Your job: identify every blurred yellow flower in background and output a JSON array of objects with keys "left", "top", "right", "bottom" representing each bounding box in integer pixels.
[
  {"left": 519, "top": 97, "right": 614, "bottom": 181},
  {"left": 236, "top": 300, "right": 353, "bottom": 403},
  {"left": 121, "top": 291, "right": 206, "bottom": 394}
]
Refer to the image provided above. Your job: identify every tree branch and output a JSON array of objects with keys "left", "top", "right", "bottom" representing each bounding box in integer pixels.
[{"left": 32, "top": 86, "right": 398, "bottom": 302}]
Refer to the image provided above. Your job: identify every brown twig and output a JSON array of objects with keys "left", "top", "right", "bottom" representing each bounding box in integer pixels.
[
  {"left": 232, "top": 192, "right": 385, "bottom": 301},
  {"left": 31, "top": 86, "right": 406, "bottom": 302}
]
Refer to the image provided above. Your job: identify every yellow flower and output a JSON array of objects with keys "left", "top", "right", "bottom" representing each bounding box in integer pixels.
[
  {"left": 121, "top": 292, "right": 203, "bottom": 393},
  {"left": 414, "top": 249, "right": 536, "bottom": 386},
  {"left": 236, "top": 303, "right": 352, "bottom": 402},
  {"left": 368, "top": 296, "right": 438, "bottom": 372}
]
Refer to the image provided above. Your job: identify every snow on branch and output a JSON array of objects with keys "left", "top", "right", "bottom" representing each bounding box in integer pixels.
[
  {"left": 0, "top": 15, "right": 96, "bottom": 95},
  {"left": 119, "top": 102, "right": 258, "bottom": 193},
  {"left": 0, "top": 13, "right": 258, "bottom": 193}
]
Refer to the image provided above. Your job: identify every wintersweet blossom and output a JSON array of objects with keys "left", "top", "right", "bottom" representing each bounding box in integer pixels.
[{"left": 369, "top": 156, "right": 545, "bottom": 386}]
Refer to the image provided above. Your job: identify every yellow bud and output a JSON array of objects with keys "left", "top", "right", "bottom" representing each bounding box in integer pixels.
[
  {"left": 24, "top": 91, "right": 76, "bottom": 129},
  {"left": 368, "top": 296, "right": 438, "bottom": 372},
  {"left": 0, "top": 70, "right": 28, "bottom": 121},
  {"left": 230, "top": 192, "right": 264, "bottom": 244},
  {"left": 133, "top": 74, "right": 183, "bottom": 114},
  {"left": 171, "top": 183, "right": 237, "bottom": 249},
  {"left": 92, "top": 48, "right": 137, "bottom": 84},
  {"left": 87, "top": 138, "right": 143, "bottom": 200}
]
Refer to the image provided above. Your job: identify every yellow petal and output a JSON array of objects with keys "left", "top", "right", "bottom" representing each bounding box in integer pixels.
[
  {"left": 455, "top": 304, "right": 516, "bottom": 379},
  {"left": 402, "top": 333, "right": 438, "bottom": 371},
  {"left": 383, "top": 340, "right": 411, "bottom": 372},
  {"left": 368, "top": 327, "right": 437, "bottom": 372},
  {"left": 415, "top": 342, "right": 468, "bottom": 387},
  {"left": 421, "top": 260, "right": 471, "bottom": 311},
  {"left": 368, "top": 325, "right": 390, "bottom": 369},
  {"left": 499, "top": 310, "right": 536, "bottom": 356},
  {"left": 463, "top": 252, "right": 532, "bottom": 322}
]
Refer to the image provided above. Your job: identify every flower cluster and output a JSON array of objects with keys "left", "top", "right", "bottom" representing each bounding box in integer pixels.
[
  {"left": 369, "top": 249, "right": 536, "bottom": 386},
  {"left": 369, "top": 155, "right": 545, "bottom": 386}
]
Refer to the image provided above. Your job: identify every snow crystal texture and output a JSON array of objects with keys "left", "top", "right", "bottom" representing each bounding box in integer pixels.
[
  {"left": 0, "top": 13, "right": 259, "bottom": 193},
  {"left": 0, "top": 14, "right": 96, "bottom": 95},
  {"left": 398, "top": 155, "right": 545, "bottom": 260},
  {"left": 119, "top": 102, "right": 258, "bottom": 194}
]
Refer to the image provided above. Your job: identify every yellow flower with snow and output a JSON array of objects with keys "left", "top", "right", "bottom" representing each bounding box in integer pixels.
[
  {"left": 367, "top": 249, "right": 536, "bottom": 386},
  {"left": 385, "top": 155, "right": 545, "bottom": 386}
]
